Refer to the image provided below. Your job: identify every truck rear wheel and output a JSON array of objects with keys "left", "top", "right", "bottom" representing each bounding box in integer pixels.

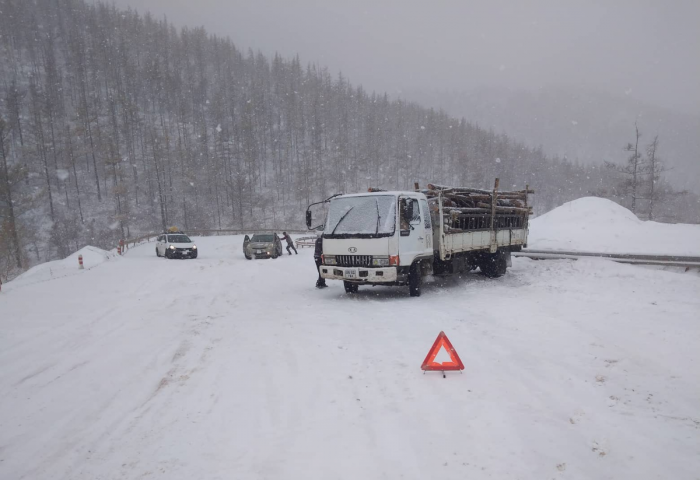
[
  {"left": 409, "top": 263, "right": 422, "bottom": 297},
  {"left": 480, "top": 251, "right": 508, "bottom": 278},
  {"left": 344, "top": 281, "right": 359, "bottom": 294}
]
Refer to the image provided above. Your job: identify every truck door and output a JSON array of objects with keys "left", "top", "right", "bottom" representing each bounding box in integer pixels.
[
  {"left": 420, "top": 198, "right": 433, "bottom": 251},
  {"left": 398, "top": 196, "right": 427, "bottom": 265}
]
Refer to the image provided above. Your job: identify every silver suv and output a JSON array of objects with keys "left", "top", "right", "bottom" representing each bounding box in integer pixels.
[{"left": 244, "top": 234, "right": 283, "bottom": 259}]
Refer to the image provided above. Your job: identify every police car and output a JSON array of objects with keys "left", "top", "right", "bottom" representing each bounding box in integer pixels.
[{"left": 155, "top": 229, "right": 198, "bottom": 259}]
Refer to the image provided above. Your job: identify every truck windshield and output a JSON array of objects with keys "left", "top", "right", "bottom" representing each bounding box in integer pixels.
[{"left": 324, "top": 195, "right": 396, "bottom": 237}]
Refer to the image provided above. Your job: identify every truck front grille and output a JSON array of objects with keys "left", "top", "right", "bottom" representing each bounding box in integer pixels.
[{"left": 336, "top": 255, "right": 373, "bottom": 267}]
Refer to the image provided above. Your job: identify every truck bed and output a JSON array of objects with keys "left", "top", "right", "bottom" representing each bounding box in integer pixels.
[
  {"left": 424, "top": 181, "right": 532, "bottom": 260},
  {"left": 441, "top": 227, "right": 528, "bottom": 258}
]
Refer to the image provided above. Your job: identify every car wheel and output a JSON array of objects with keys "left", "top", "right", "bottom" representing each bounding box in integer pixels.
[{"left": 156, "top": 247, "right": 161, "bottom": 257}]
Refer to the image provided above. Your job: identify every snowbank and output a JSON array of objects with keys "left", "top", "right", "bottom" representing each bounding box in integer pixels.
[
  {"left": 8, "top": 246, "right": 118, "bottom": 289},
  {"left": 528, "top": 197, "right": 700, "bottom": 255},
  {"left": 1, "top": 236, "right": 698, "bottom": 479}
]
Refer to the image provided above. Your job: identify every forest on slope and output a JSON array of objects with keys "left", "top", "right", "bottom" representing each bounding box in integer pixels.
[{"left": 0, "top": 0, "right": 697, "bottom": 280}]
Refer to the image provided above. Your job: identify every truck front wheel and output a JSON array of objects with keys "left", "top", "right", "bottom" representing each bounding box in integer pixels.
[
  {"left": 409, "top": 263, "right": 422, "bottom": 297},
  {"left": 344, "top": 281, "right": 359, "bottom": 294}
]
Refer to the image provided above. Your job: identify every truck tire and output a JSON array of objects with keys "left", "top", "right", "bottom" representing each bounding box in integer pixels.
[
  {"left": 344, "top": 281, "right": 359, "bottom": 294},
  {"left": 409, "top": 262, "right": 422, "bottom": 297},
  {"left": 156, "top": 247, "right": 161, "bottom": 257},
  {"left": 480, "top": 251, "right": 508, "bottom": 278}
]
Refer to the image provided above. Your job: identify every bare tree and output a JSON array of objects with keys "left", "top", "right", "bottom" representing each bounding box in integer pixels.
[
  {"left": 641, "top": 136, "right": 688, "bottom": 221},
  {"left": 605, "top": 122, "right": 645, "bottom": 214},
  {"left": 0, "top": 117, "right": 23, "bottom": 269},
  {"left": 645, "top": 135, "right": 663, "bottom": 220}
]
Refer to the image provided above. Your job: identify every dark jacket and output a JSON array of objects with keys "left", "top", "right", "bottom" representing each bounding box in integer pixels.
[
  {"left": 314, "top": 237, "right": 323, "bottom": 260},
  {"left": 281, "top": 233, "right": 293, "bottom": 246}
]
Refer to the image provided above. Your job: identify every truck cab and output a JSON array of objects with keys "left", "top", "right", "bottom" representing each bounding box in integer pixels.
[{"left": 317, "top": 192, "right": 433, "bottom": 296}]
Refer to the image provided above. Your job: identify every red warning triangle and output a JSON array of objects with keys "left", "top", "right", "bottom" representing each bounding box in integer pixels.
[{"left": 421, "top": 331, "right": 464, "bottom": 371}]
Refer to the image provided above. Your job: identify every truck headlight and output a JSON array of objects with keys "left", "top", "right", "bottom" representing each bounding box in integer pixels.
[
  {"left": 372, "top": 257, "right": 390, "bottom": 267},
  {"left": 324, "top": 255, "right": 337, "bottom": 265}
]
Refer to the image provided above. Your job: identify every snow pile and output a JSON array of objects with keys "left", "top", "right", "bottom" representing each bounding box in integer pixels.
[
  {"left": 528, "top": 197, "right": 700, "bottom": 255},
  {"left": 9, "top": 246, "right": 118, "bottom": 289}
]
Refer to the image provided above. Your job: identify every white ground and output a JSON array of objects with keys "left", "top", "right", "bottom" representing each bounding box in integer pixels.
[
  {"left": 1, "top": 236, "right": 699, "bottom": 480},
  {"left": 528, "top": 197, "right": 700, "bottom": 255}
]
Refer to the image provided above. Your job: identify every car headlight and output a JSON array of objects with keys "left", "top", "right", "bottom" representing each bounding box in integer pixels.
[
  {"left": 324, "top": 255, "right": 337, "bottom": 265},
  {"left": 192, "top": 245, "right": 197, "bottom": 249},
  {"left": 372, "top": 257, "right": 390, "bottom": 267},
  {"left": 169, "top": 245, "right": 176, "bottom": 250}
]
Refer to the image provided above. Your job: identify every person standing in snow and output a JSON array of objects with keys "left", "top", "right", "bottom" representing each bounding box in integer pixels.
[
  {"left": 314, "top": 235, "right": 326, "bottom": 288},
  {"left": 280, "top": 232, "right": 298, "bottom": 255}
]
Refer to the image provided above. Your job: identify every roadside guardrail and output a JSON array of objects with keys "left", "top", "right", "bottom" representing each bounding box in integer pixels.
[{"left": 514, "top": 249, "right": 700, "bottom": 269}]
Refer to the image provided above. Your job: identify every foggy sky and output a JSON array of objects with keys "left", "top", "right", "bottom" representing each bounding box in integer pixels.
[{"left": 102, "top": 0, "right": 700, "bottom": 115}]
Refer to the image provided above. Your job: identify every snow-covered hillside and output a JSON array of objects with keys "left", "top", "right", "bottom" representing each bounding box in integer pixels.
[
  {"left": 528, "top": 197, "right": 700, "bottom": 255},
  {"left": 1, "top": 236, "right": 698, "bottom": 479},
  {"left": 9, "top": 246, "right": 119, "bottom": 289}
]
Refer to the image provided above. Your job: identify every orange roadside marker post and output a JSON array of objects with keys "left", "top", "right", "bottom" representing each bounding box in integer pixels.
[{"left": 421, "top": 331, "right": 464, "bottom": 378}]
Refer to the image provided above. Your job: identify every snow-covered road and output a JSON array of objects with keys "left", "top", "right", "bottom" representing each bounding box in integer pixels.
[{"left": 1, "top": 236, "right": 699, "bottom": 479}]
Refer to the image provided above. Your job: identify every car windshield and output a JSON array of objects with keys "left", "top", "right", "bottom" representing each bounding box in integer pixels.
[
  {"left": 251, "top": 235, "right": 275, "bottom": 243},
  {"left": 168, "top": 235, "right": 191, "bottom": 243},
  {"left": 324, "top": 195, "right": 396, "bottom": 236}
]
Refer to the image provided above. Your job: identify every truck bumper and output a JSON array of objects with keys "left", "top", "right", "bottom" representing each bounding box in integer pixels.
[{"left": 319, "top": 265, "right": 400, "bottom": 283}]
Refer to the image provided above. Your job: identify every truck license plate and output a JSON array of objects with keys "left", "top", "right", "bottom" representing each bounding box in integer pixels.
[{"left": 345, "top": 269, "right": 357, "bottom": 278}]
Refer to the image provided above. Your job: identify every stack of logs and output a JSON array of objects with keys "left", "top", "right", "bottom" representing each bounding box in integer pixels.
[{"left": 420, "top": 181, "right": 534, "bottom": 217}]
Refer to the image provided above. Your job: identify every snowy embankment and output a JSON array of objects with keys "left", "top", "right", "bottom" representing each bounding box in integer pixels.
[
  {"left": 528, "top": 197, "right": 700, "bottom": 255},
  {"left": 6, "top": 246, "right": 119, "bottom": 291},
  {"left": 1, "top": 235, "right": 698, "bottom": 479}
]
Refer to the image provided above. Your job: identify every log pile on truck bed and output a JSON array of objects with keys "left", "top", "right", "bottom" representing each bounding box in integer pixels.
[{"left": 419, "top": 180, "right": 535, "bottom": 233}]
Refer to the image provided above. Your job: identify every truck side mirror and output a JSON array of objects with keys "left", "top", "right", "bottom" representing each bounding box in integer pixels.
[{"left": 306, "top": 210, "right": 312, "bottom": 229}]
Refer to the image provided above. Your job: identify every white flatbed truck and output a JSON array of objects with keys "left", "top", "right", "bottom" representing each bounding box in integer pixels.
[{"left": 306, "top": 179, "right": 533, "bottom": 296}]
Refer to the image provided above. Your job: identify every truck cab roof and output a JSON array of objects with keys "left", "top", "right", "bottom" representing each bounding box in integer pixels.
[{"left": 333, "top": 191, "right": 425, "bottom": 199}]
